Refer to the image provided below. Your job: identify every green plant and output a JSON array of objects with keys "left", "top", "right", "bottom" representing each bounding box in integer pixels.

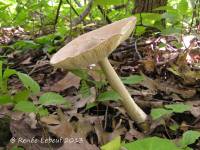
[
  {"left": 101, "top": 130, "right": 200, "bottom": 150},
  {"left": 0, "top": 61, "right": 69, "bottom": 115},
  {"left": 150, "top": 103, "right": 191, "bottom": 120},
  {"left": 180, "top": 130, "right": 200, "bottom": 150},
  {"left": 72, "top": 68, "right": 144, "bottom": 109}
]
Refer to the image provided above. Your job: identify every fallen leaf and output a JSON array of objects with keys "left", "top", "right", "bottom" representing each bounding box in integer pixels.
[{"left": 50, "top": 72, "right": 80, "bottom": 92}]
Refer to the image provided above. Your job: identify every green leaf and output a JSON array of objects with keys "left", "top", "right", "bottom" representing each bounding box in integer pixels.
[
  {"left": 13, "top": 40, "right": 40, "bottom": 51},
  {"left": 85, "top": 102, "right": 97, "bottom": 110},
  {"left": 177, "top": 0, "right": 188, "bottom": 15},
  {"left": 37, "top": 107, "right": 49, "bottom": 117},
  {"left": 14, "top": 11, "right": 28, "bottom": 25},
  {"left": 11, "top": 146, "right": 24, "bottom": 150},
  {"left": 180, "top": 130, "right": 200, "bottom": 148},
  {"left": 13, "top": 90, "right": 30, "bottom": 102},
  {"left": 97, "top": 90, "right": 120, "bottom": 102},
  {"left": 39, "top": 92, "right": 69, "bottom": 106},
  {"left": 121, "top": 75, "right": 144, "bottom": 85},
  {"left": 101, "top": 136, "right": 121, "bottom": 150},
  {"left": 135, "top": 26, "right": 146, "bottom": 36},
  {"left": 3, "top": 68, "right": 16, "bottom": 79},
  {"left": 17, "top": 72, "right": 40, "bottom": 94},
  {"left": 151, "top": 108, "right": 172, "bottom": 120},
  {"left": 34, "top": 34, "right": 54, "bottom": 45},
  {"left": 169, "top": 123, "right": 179, "bottom": 131},
  {"left": 165, "top": 103, "right": 191, "bottom": 113},
  {"left": 15, "top": 101, "right": 37, "bottom": 113},
  {"left": 0, "top": 95, "right": 12, "bottom": 104},
  {"left": 161, "top": 27, "right": 182, "bottom": 35},
  {"left": 123, "top": 137, "right": 181, "bottom": 150}
]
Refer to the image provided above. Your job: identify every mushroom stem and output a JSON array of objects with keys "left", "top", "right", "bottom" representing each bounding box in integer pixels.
[{"left": 99, "top": 57, "right": 148, "bottom": 124}]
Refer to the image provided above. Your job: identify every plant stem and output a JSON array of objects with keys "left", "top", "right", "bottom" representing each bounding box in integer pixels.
[{"left": 99, "top": 57, "right": 147, "bottom": 125}]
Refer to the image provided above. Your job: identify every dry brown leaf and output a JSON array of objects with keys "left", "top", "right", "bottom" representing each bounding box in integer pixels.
[
  {"left": 95, "top": 123, "right": 126, "bottom": 145},
  {"left": 124, "top": 128, "right": 144, "bottom": 141},
  {"left": 40, "top": 115, "right": 60, "bottom": 125},
  {"left": 21, "top": 57, "right": 32, "bottom": 65},
  {"left": 140, "top": 59, "right": 156, "bottom": 72},
  {"left": 141, "top": 74, "right": 196, "bottom": 98},
  {"left": 186, "top": 100, "right": 200, "bottom": 117},
  {"left": 50, "top": 72, "right": 80, "bottom": 92},
  {"left": 48, "top": 116, "right": 99, "bottom": 150}
]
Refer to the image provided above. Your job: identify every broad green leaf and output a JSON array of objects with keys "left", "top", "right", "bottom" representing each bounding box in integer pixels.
[
  {"left": 15, "top": 101, "right": 37, "bottom": 113},
  {"left": 11, "top": 146, "right": 24, "bottom": 150},
  {"left": 177, "top": 0, "right": 188, "bottom": 15},
  {"left": 37, "top": 107, "right": 49, "bottom": 117},
  {"left": 180, "top": 130, "right": 200, "bottom": 148},
  {"left": 34, "top": 34, "right": 55, "bottom": 45},
  {"left": 43, "top": 45, "right": 57, "bottom": 53},
  {"left": 135, "top": 26, "right": 146, "bottom": 36},
  {"left": 136, "top": 13, "right": 162, "bottom": 26},
  {"left": 123, "top": 137, "right": 181, "bottom": 150},
  {"left": 101, "top": 136, "right": 121, "bottom": 150},
  {"left": 85, "top": 102, "right": 97, "bottom": 110},
  {"left": 17, "top": 72, "right": 40, "bottom": 94},
  {"left": 14, "top": 11, "right": 28, "bottom": 25},
  {"left": 12, "top": 40, "right": 40, "bottom": 51},
  {"left": 0, "top": 95, "right": 12, "bottom": 104},
  {"left": 151, "top": 108, "right": 172, "bottom": 120},
  {"left": 97, "top": 90, "right": 120, "bottom": 102},
  {"left": 121, "top": 75, "right": 144, "bottom": 85},
  {"left": 13, "top": 90, "right": 30, "bottom": 102},
  {"left": 3, "top": 68, "right": 16, "bottom": 79},
  {"left": 165, "top": 103, "right": 191, "bottom": 113},
  {"left": 39, "top": 92, "right": 69, "bottom": 106}
]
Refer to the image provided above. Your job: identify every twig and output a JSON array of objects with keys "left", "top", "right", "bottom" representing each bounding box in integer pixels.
[
  {"left": 54, "top": 0, "right": 63, "bottom": 31},
  {"left": 103, "top": 105, "right": 109, "bottom": 130},
  {"left": 71, "top": 0, "right": 94, "bottom": 26},
  {"left": 74, "top": 0, "right": 82, "bottom": 7},
  {"left": 97, "top": 5, "right": 112, "bottom": 24},
  {"left": 134, "top": 38, "right": 142, "bottom": 59},
  {"left": 66, "top": 0, "right": 80, "bottom": 16}
]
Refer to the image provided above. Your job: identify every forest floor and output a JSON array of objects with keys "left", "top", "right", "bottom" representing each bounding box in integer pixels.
[{"left": 0, "top": 26, "right": 200, "bottom": 150}]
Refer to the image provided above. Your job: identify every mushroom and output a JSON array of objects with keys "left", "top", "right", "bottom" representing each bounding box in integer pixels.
[{"left": 50, "top": 17, "right": 148, "bottom": 128}]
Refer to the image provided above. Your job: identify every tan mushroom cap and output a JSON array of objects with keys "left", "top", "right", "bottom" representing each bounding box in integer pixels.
[{"left": 50, "top": 16, "right": 137, "bottom": 69}]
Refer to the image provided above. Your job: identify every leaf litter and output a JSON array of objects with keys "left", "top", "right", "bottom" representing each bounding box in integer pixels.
[{"left": 0, "top": 30, "right": 200, "bottom": 150}]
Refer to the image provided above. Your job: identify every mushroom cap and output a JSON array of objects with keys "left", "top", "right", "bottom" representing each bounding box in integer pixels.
[{"left": 50, "top": 16, "right": 137, "bottom": 69}]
